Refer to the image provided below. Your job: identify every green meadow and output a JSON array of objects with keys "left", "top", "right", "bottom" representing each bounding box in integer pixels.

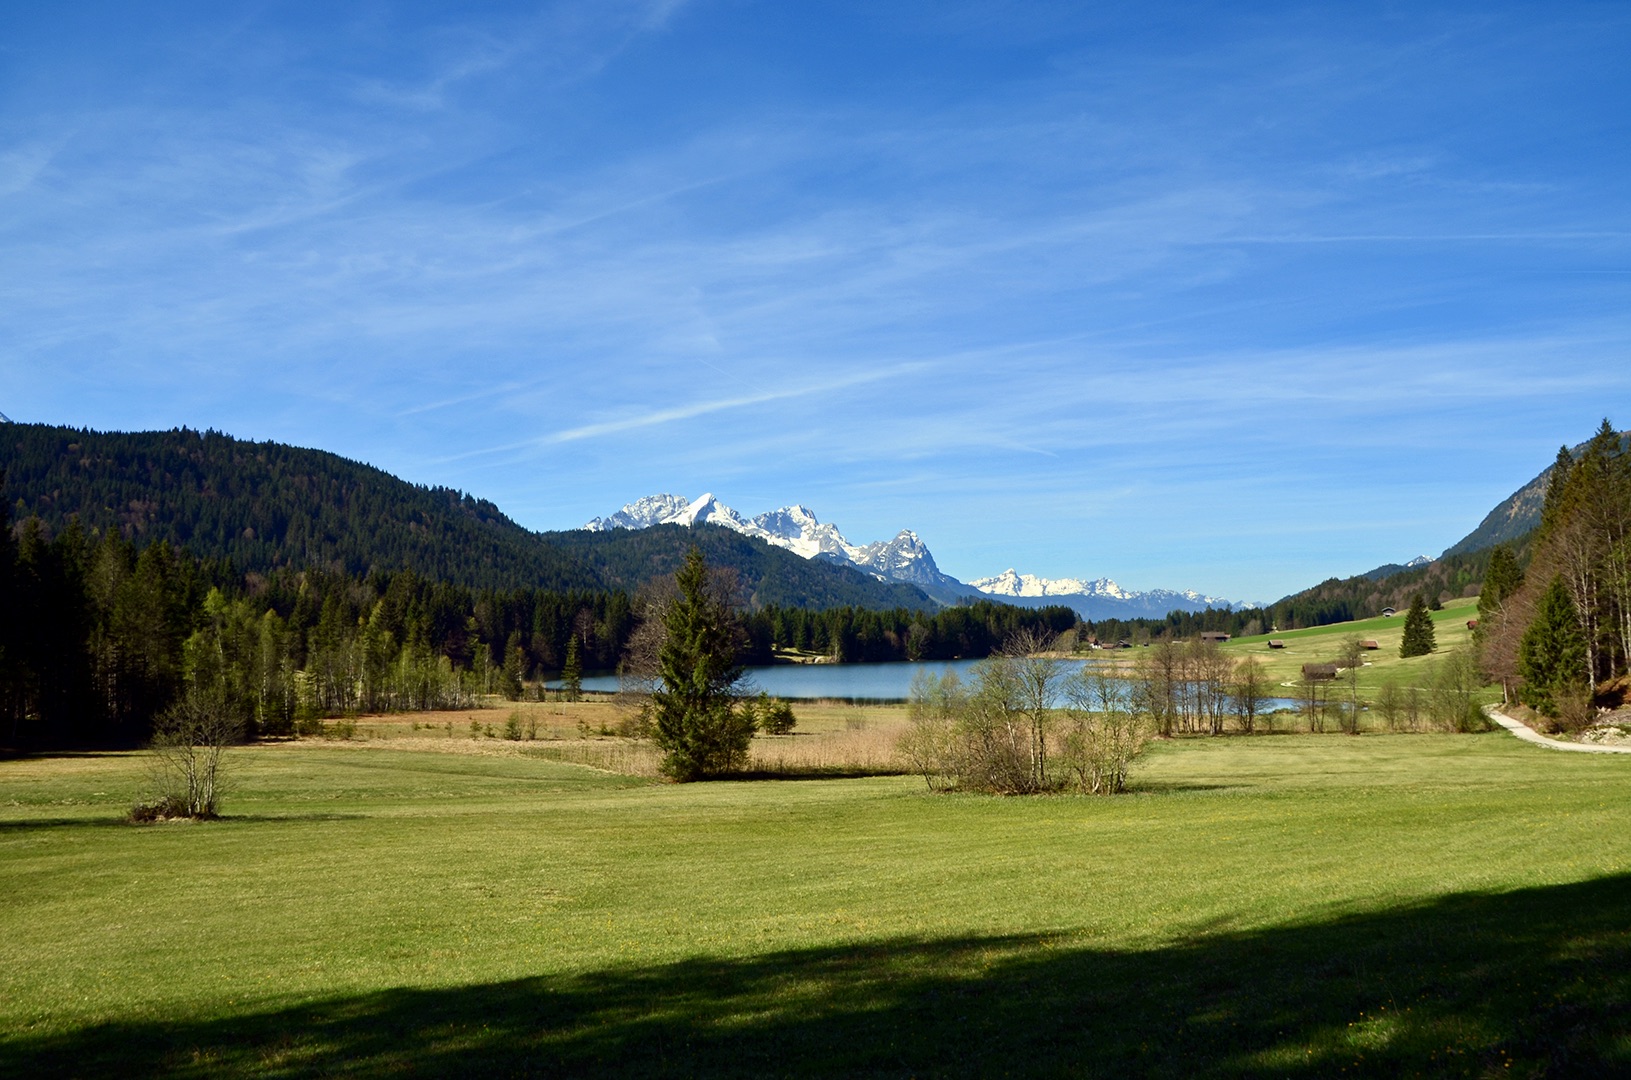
[
  {"left": 1224, "top": 596, "right": 1494, "bottom": 696},
  {"left": 4, "top": 728, "right": 1631, "bottom": 1077}
]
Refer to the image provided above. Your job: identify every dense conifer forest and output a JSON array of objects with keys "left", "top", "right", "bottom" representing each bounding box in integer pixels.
[{"left": 0, "top": 424, "right": 930, "bottom": 609}]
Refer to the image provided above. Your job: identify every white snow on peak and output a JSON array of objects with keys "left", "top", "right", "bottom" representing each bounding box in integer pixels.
[
  {"left": 582, "top": 493, "right": 692, "bottom": 531},
  {"left": 968, "top": 569, "right": 1240, "bottom": 610},
  {"left": 581, "top": 492, "right": 1243, "bottom": 611},
  {"left": 970, "top": 569, "right": 1133, "bottom": 599},
  {"left": 581, "top": 493, "right": 945, "bottom": 585},
  {"left": 1405, "top": 555, "right": 1433, "bottom": 568}
]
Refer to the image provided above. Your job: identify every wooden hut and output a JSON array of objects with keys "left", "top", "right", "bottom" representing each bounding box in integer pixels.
[
  {"left": 1359, "top": 640, "right": 1380, "bottom": 650},
  {"left": 1301, "top": 662, "right": 1339, "bottom": 681},
  {"left": 1267, "top": 640, "right": 1287, "bottom": 649},
  {"left": 1198, "top": 631, "right": 1231, "bottom": 644}
]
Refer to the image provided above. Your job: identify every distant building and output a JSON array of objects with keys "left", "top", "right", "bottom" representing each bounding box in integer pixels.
[
  {"left": 1198, "top": 632, "right": 1231, "bottom": 644},
  {"left": 1381, "top": 607, "right": 1397, "bottom": 617},
  {"left": 1301, "top": 662, "right": 1339, "bottom": 681},
  {"left": 1267, "top": 640, "right": 1286, "bottom": 649},
  {"left": 1359, "top": 640, "right": 1380, "bottom": 650},
  {"left": 1466, "top": 619, "right": 1479, "bottom": 631}
]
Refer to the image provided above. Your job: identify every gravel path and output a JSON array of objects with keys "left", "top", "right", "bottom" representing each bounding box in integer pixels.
[{"left": 1485, "top": 707, "right": 1631, "bottom": 754}]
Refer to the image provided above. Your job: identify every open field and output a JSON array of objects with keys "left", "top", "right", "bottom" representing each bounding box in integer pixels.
[
  {"left": 283, "top": 700, "right": 914, "bottom": 779},
  {"left": 5, "top": 731, "right": 1631, "bottom": 1076}
]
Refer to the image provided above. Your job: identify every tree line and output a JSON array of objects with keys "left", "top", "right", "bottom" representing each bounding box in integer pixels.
[
  {"left": 0, "top": 505, "right": 640, "bottom": 749},
  {"left": 1481, "top": 420, "right": 1631, "bottom": 726},
  {"left": 741, "top": 601, "right": 1079, "bottom": 663}
]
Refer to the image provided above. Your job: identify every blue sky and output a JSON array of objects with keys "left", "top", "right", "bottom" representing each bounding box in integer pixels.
[{"left": 2, "top": 2, "right": 1628, "bottom": 601}]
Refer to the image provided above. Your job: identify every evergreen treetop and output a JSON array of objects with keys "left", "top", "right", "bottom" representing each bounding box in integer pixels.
[{"left": 1399, "top": 594, "right": 1436, "bottom": 658}]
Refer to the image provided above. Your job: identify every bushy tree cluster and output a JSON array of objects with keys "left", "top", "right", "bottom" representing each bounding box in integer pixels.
[
  {"left": 1482, "top": 420, "right": 1631, "bottom": 722},
  {"left": 0, "top": 505, "right": 641, "bottom": 748},
  {"left": 898, "top": 640, "right": 1155, "bottom": 796}
]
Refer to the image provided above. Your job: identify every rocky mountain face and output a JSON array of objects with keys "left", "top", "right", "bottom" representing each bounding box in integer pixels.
[
  {"left": 583, "top": 493, "right": 1246, "bottom": 618},
  {"left": 1441, "top": 429, "right": 1629, "bottom": 558}
]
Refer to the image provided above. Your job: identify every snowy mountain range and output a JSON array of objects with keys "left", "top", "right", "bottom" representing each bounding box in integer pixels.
[{"left": 583, "top": 493, "right": 1249, "bottom": 619}]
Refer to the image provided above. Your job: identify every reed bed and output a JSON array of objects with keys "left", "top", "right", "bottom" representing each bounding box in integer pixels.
[{"left": 747, "top": 722, "right": 910, "bottom": 776}]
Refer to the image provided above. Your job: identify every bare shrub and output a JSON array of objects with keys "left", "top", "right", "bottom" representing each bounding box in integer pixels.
[
  {"left": 1229, "top": 657, "right": 1271, "bottom": 735},
  {"left": 1060, "top": 665, "right": 1154, "bottom": 795},
  {"left": 1552, "top": 686, "right": 1596, "bottom": 735},
  {"left": 134, "top": 690, "right": 243, "bottom": 821},
  {"left": 1376, "top": 682, "right": 1404, "bottom": 732},
  {"left": 899, "top": 669, "right": 964, "bottom": 791},
  {"left": 1427, "top": 649, "right": 1493, "bottom": 733}
]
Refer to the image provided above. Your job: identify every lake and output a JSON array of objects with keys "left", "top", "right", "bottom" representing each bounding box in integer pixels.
[{"left": 562, "top": 658, "right": 1298, "bottom": 708}]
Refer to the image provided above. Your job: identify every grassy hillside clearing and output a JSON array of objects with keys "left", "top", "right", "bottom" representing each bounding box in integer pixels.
[
  {"left": 1223, "top": 596, "right": 1488, "bottom": 693},
  {"left": 4, "top": 733, "right": 1631, "bottom": 1076}
]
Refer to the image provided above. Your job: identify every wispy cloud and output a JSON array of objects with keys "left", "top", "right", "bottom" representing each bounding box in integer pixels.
[{"left": 1, "top": 2, "right": 1627, "bottom": 599}]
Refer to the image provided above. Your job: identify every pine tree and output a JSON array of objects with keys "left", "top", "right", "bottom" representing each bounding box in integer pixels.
[
  {"left": 499, "top": 630, "right": 525, "bottom": 701},
  {"left": 561, "top": 635, "right": 583, "bottom": 703},
  {"left": 1399, "top": 594, "right": 1436, "bottom": 658},
  {"left": 1539, "top": 444, "right": 1575, "bottom": 538},
  {"left": 649, "top": 548, "right": 752, "bottom": 781},
  {"left": 1518, "top": 576, "right": 1586, "bottom": 717}
]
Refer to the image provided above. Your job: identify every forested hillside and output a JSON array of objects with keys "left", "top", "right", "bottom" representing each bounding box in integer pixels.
[
  {"left": 0, "top": 424, "right": 1040, "bottom": 750},
  {"left": 1269, "top": 546, "right": 1509, "bottom": 628},
  {"left": 0, "top": 424, "right": 930, "bottom": 610},
  {"left": 1481, "top": 420, "right": 1631, "bottom": 721},
  {"left": 543, "top": 524, "right": 931, "bottom": 610},
  {"left": 0, "top": 424, "right": 594, "bottom": 590}
]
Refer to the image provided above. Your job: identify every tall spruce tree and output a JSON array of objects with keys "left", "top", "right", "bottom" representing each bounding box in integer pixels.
[
  {"left": 649, "top": 547, "right": 752, "bottom": 781},
  {"left": 560, "top": 635, "right": 583, "bottom": 703},
  {"left": 1518, "top": 576, "right": 1586, "bottom": 717},
  {"left": 1399, "top": 593, "right": 1436, "bottom": 658}
]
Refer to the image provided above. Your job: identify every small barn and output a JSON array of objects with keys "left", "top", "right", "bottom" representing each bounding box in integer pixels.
[
  {"left": 1267, "top": 640, "right": 1287, "bottom": 649},
  {"left": 1301, "top": 662, "right": 1339, "bottom": 681},
  {"left": 1359, "top": 640, "right": 1380, "bottom": 650},
  {"left": 1199, "top": 631, "right": 1231, "bottom": 644},
  {"left": 1466, "top": 619, "right": 1479, "bottom": 631},
  {"left": 1381, "top": 607, "right": 1397, "bottom": 617}
]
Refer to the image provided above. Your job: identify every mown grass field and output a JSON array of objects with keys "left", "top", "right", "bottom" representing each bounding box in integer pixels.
[{"left": 4, "top": 727, "right": 1631, "bottom": 1077}]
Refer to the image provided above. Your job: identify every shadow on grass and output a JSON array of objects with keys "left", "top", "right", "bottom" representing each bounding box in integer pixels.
[
  {"left": 0, "top": 816, "right": 137, "bottom": 833},
  {"left": 730, "top": 767, "right": 910, "bottom": 781},
  {"left": 0, "top": 812, "right": 373, "bottom": 833},
  {"left": 6, "top": 876, "right": 1630, "bottom": 1078}
]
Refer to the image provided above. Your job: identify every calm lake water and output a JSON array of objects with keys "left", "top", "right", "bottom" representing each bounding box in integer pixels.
[{"left": 564, "top": 657, "right": 1298, "bottom": 708}]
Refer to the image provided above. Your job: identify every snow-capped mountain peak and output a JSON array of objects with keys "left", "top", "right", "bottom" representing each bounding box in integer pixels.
[
  {"left": 581, "top": 493, "right": 1246, "bottom": 618},
  {"left": 970, "top": 569, "right": 1133, "bottom": 599},
  {"left": 582, "top": 493, "right": 692, "bottom": 532}
]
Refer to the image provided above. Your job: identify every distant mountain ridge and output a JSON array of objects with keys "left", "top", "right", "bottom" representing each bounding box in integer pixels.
[
  {"left": 584, "top": 492, "right": 1249, "bottom": 619},
  {"left": 586, "top": 492, "right": 972, "bottom": 596},
  {"left": 0, "top": 425, "right": 927, "bottom": 610}
]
